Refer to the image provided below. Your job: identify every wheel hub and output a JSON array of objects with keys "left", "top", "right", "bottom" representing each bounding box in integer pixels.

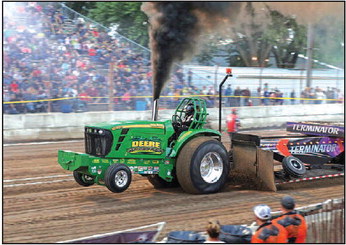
[
  {"left": 200, "top": 152, "right": 223, "bottom": 183},
  {"left": 291, "top": 160, "right": 302, "bottom": 169},
  {"left": 82, "top": 174, "right": 94, "bottom": 183},
  {"left": 114, "top": 170, "right": 128, "bottom": 187}
]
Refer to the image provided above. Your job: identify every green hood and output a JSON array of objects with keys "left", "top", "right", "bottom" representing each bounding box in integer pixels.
[{"left": 86, "top": 120, "right": 167, "bottom": 131}]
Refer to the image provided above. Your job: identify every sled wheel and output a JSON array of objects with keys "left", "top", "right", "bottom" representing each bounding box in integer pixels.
[
  {"left": 73, "top": 171, "right": 95, "bottom": 186},
  {"left": 282, "top": 156, "right": 306, "bottom": 178},
  {"left": 147, "top": 174, "right": 180, "bottom": 189},
  {"left": 176, "top": 137, "right": 230, "bottom": 194},
  {"left": 104, "top": 164, "right": 132, "bottom": 193}
]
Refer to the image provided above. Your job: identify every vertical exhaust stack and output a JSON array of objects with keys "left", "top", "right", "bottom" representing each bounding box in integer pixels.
[{"left": 152, "top": 99, "right": 158, "bottom": 121}]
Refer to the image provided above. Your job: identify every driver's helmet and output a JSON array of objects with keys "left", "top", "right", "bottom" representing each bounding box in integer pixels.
[{"left": 184, "top": 103, "right": 195, "bottom": 116}]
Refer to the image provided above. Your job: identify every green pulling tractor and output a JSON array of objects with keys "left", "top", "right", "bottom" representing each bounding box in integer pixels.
[{"left": 58, "top": 72, "right": 233, "bottom": 194}]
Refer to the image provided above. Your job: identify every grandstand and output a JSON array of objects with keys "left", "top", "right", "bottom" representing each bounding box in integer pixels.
[{"left": 3, "top": 2, "right": 344, "bottom": 114}]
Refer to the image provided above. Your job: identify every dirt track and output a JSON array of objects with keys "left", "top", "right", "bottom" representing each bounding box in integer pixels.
[{"left": 3, "top": 132, "right": 344, "bottom": 243}]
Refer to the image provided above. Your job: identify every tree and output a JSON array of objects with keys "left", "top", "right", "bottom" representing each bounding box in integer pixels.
[
  {"left": 195, "top": 3, "right": 308, "bottom": 68},
  {"left": 267, "top": 9, "right": 306, "bottom": 68},
  {"left": 64, "top": 2, "right": 96, "bottom": 16},
  {"left": 87, "top": 2, "right": 149, "bottom": 47},
  {"left": 229, "top": 3, "right": 273, "bottom": 67},
  {"left": 313, "top": 16, "right": 344, "bottom": 68}
]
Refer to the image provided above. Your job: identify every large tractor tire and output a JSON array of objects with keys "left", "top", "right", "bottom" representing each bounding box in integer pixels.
[
  {"left": 104, "top": 164, "right": 132, "bottom": 193},
  {"left": 73, "top": 171, "right": 95, "bottom": 187},
  {"left": 147, "top": 174, "right": 180, "bottom": 189},
  {"left": 282, "top": 156, "right": 306, "bottom": 178},
  {"left": 176, "top": 137, "right": 230, "bottom": 194}
]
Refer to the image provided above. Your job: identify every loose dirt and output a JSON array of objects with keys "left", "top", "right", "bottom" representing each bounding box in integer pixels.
[{"left": 3, "top": 132, "right": 344, "bottom": 243}]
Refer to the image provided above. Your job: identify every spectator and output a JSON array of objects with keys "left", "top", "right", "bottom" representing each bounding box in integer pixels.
[
  {"left": 263, "top": 87, "right": 270, "bottom": 106},
  {"left": 242, "top": 87, "right": 251, "bottom": 106},
  {"left": 336, "top": 89, "right": 344, "bottom": 103},
  {"left": 290, "top": 89, "right": 296, "bottom": 105},
  {"left": 275, "top": 89, "right": 284, "bottom": 105},
  {"left": 224, "top": 84, "right": 232, "bottom": 107},
  {"left": 204, "top": 221, "right": 224, "bottom": 243},
  {"left": 272, "top": 196, "right": 307, "bottom": 243},
  {"left": 234, "top": 86, "right": 242, "bottom": 107},
  {"left": 226, "top": 108, "right": 241, "bottom": 142},
  {"left": 251, "top": 204, "right": 288, "bottom": 243},
  {"left": 314, "top": 88, "right": 325, "bottom": 104}
]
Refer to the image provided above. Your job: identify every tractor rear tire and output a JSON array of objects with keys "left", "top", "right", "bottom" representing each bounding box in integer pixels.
[
  {"left": 104, "top": 164, "right": 132, "bottom": 193},
  {"left": 176, "top": 136, "right": 230, "bottom": 194},
  {"left": 147, "top": 174, "right": 180, "bottom": 189},
  {"left": 282, "top": 156, "right": 306, "bottom": 178},
  {"left": 73, "top": 171, "right": 95, "bottom": 187}
]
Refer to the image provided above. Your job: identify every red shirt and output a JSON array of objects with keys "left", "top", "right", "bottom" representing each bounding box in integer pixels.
[
  {"left": 226, "top": 113, "right": 239, "bottom": 132},
  {"left": 88, "top": 48, "right": 96, "bottom": 56},
  {"left": 10, "top": 83, "right": 19, "bottom": 93},
  {"left": 78, "top": 92, "right": 91, "bottom": 102}
]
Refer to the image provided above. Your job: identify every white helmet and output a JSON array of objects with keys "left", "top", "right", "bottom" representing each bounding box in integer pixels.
[{"left": 253, "top": 204, "right": 271, "bottom": 220}]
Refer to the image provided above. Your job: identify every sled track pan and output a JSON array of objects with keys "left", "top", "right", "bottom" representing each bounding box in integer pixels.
[{"left": 230, "top": 138, "right": 277, "bottom": 191}]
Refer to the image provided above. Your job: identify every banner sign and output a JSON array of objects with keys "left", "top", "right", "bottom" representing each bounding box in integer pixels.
[{"left": 287, "top": 122, "right": 344, "bottom": 138}]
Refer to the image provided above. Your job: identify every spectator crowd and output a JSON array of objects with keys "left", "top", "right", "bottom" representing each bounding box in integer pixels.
[
  {"left": 3, "top": 2, "right": 201, "bottom": 114},
  {"left": 3, "top": 2, "right": 344, "bottom": 115}
]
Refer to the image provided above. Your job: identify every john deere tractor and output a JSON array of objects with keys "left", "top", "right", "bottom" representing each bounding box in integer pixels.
[{"left": 58, "top": 89, "right": 232, "bottom": 194}]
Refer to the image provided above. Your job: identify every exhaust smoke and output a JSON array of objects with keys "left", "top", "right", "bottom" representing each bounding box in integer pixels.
[{"left": 141, "top": 2, "right": 243, "bottom": 100}]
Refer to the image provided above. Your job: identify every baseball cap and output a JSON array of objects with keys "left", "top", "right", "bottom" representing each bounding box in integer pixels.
[
  {"left": 253, "top": 204, "right": 271, "bottom": 220},
  {"left": 281, "top": 196, "right": 295, "bottom": 210}
]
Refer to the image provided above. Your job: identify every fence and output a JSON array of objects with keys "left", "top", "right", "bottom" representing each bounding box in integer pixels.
[
  {"left": 271, "top": 198, "right": 345, "bottom": 243},
  {"left": 305, "top": 198, "right": 344, "bottom": 243},
  {"left": 3, "top": 93, "right": 344, "bottom": 115}
]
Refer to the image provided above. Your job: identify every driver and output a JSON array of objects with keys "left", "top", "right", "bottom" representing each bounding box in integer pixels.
[{"left": 183, "top": 103, "right": 195, "bottom": 127}]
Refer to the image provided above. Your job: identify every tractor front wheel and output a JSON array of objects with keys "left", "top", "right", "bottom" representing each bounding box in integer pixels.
[
  {"left": 104, "top": 164, "right": 132, "bottom": 193},
  {"left": 176, "top": 137, "right": 230, "bottom": 194},
  {"left": 73, "top": 171, "right": 95, "bottom": 186}
]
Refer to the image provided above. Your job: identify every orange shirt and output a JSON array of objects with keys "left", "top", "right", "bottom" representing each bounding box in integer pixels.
[
  {"left": 272, "top": 211, "right": 307, "bottom": 243},
  {"left": 251, "top": 221, "right": 288, "bottom": 243}
]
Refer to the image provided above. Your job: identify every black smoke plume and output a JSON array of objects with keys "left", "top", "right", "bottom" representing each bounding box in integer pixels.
[{"left": 141, "top": 2, "right": 243, "bottom": 100}]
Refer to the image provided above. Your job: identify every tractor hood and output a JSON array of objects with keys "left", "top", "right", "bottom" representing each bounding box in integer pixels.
[
  {"left": 84, "top": 120, "right": 174, "bottom": 159},
  {"left": 86, "top": 120, "right": 167, "bottom": 131}
]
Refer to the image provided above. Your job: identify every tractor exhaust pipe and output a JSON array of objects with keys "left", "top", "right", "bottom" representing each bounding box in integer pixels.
[
  {"left": 219, "top": 68, "right": 233, "bottom": 133},
  {"left": 152, "top": 99, "right": 158, "bottom": 121}
]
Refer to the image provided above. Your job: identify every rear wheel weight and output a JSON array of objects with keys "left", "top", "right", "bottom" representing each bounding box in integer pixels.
[
  {"left": 104, "top": 164, "right": 132, "bottom": 193},
  {"left": 73, "top": 171, "right": 95, "bottom": 187},
  {"left": 176, "top": 137, "right": 230, "bottom": 194},
  {"left": 282, "top": 156, "right": 306, "bottom": 178}
]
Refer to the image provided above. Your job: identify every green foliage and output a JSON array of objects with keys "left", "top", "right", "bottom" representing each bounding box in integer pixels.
[
  {"left": 229, "top": 3, "right": 273, "bottom": 67},
  {"left": 194, "top": 36, "right": 220, "bottom": 65},
  {"left": 267, "top": 8, "right": 307, "bottom": 68},
  {"left": 86, "top": 2, "right": 149, "bottom": 47},
  {"left": 64, "top": 2, "right": 96, "bottom": 16},
  {"left": 313, "top": 16, "right": 344, "bottom": 68}
]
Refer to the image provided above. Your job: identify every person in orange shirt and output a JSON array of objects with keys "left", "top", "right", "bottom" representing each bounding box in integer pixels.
[
  {"left": 272, "top": 196, "right": 307, "bottom": 243},
  {"left": 251, "top": 204, "right": 288, "bottom": 243}
]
